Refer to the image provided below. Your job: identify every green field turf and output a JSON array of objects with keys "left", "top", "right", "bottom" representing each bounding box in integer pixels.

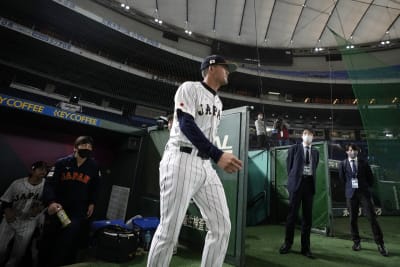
[{"left": 69, "top": 216, "right": 399, "bottom": 267}]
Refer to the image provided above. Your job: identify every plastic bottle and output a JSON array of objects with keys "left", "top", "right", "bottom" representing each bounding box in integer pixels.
[{"left": 144, "top": 230, "right": 152, "bottom": 251}]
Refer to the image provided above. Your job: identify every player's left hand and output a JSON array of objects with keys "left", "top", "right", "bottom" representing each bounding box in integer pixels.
[
  {"left": 87, "top": 204, "right": 95, "bottom": 218},
  {"left": 217, "top": 152, "right": 243, "bottom": 173}
]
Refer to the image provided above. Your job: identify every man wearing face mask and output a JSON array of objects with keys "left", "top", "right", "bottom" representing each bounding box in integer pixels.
[
  {"left": 279, "top": 129, "right": 319, "bottom": 258},
  {"left": 40, "top": 136, "right": 101, "bottom": 266},
  {"left": 339, "top": 143, "right": 388, "bottom": 256}
]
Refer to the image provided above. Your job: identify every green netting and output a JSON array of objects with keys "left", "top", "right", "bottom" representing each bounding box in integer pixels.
[{"left": 330, "top": 28, "right": 400, "bottom": 183}]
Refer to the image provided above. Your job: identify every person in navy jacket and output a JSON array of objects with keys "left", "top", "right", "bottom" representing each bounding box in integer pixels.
[
  {"left": 339, "top": 143, "right": 388, "bottom": 256},
  {"left": 40, "top": 136, "right": 101, "bottom": 266},
  {"left": 279, "top": 129, "right": 319, "bottom": 258}
]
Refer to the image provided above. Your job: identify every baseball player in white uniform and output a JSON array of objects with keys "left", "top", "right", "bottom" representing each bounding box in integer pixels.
[
  {"left": 147, "top": 55, "right": 243, "bottom": 267},
  {"left": 0, "top": 161, "right": 47, "bottom": 267}
]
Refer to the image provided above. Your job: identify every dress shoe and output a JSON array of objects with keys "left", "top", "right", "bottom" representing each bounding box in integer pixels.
[
  {"left": 352, "top": 242, "right": 361, "bottom": 251},
  {"left": 377, "top": 244, "right": 388, "bottom": 256},
  {"left": 301, "top": 249, "right": 315, "bottom": 259},
  {"left": 279, "top": 243, "right": 291, "bottom": 254}
]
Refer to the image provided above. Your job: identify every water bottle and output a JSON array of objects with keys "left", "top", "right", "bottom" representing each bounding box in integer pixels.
[{"left": 144, "top": 230, "right": 152, "bottom": 251}]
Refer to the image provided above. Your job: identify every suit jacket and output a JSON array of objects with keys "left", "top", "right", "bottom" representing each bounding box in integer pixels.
[
  {"left": 286, "top": 143, "right": 319, "bottom": 194},
  {"left": 339, "top": 158, "right": 374, "bottom": 198}
]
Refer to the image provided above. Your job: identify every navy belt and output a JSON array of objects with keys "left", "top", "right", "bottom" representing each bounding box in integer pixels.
[{"left": 180, "top": 146, "right": 210, "bottom": 160}]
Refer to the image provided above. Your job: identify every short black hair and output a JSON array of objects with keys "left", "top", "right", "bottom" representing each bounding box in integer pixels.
[
  {"left": 74, "top": 136, "right": 94, "bottom": 148},
  {"left": 31, "top": 161, "right": 48, "bottom": 170},
  {"left": 345, "top": 143, "right": 359, "bottom": 151}
]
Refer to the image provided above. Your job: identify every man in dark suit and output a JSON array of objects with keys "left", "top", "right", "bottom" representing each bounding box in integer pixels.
[
  {"left": 279, "top": 129, "right": 319, "bottom": 258},
  {"left": 339, "top": 143, "right": 388, "bottom": 256}
]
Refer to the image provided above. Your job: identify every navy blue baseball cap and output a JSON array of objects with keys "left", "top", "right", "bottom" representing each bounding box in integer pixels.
[{"left": 200, "top": 55, "right": 237, "bottom": 73}]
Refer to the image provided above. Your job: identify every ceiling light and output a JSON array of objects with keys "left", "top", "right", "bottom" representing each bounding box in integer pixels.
[
  {"left": 268, "top": 91, "right": 280, "bottom": 95},
  {"left": 153, "top": 9, "right": 162, "bottom": 24},
  {"left": 184, "top": 21, "right": 192, "bottom": 35}
]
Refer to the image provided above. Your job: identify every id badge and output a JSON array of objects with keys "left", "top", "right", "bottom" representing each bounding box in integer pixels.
[
  {"left": 351, "top": 178, "right": 359, "bottom": 189},
  {"left": 303, "top": 165, "right": 312, "bottom": 176}
]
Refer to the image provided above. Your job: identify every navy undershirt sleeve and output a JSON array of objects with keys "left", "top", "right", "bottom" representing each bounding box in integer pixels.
[{"left": 177, "top": 109, "right": 223, "bottom": 163}]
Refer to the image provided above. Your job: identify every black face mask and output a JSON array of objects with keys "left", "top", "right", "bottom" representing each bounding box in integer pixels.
[{"left": 77, "top": 149, "right": 92, "bottom": 158}]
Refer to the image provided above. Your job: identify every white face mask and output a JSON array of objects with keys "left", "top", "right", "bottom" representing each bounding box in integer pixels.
[
  {"left": 258, "top": 115, "right": 263, "bottom": 120},
  {"left": 302, "top": 135, "right": 313, "bottom": 144}
]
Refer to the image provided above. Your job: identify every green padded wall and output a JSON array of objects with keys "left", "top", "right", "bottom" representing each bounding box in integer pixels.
[{"left": 247, "top": 150, "right": 269, "bottom": 226}]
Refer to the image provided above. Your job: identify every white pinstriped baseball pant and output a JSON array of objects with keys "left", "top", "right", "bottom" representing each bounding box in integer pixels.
[
  {"left": 147, "top": 146, "right": 231, "bottom": 267},
  {"left": 0, "top": 218, "right": 37, "bottom": 267}
]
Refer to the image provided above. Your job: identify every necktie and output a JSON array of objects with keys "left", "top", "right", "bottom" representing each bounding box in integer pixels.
[
  {"left": 305, "top": 146, "right": 310, "bottom": 165},
  {"left": 351, "top": 160, "right": 357, "bottom": 177}
]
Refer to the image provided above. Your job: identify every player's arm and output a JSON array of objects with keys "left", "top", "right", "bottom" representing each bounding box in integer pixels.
[
  {"left": 43, "top": 161, "right": 63, "bottom": 215},
  {"left": 177, "top": 110, "right": 242, "bottom": 173},
  {"left": 1, "top": 181, "right": 17, "bottom": 222},
  {"left": 2, "top": 202, "right": 16, "bottom": 223}
]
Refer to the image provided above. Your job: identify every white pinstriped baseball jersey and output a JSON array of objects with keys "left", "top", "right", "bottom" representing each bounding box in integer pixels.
[
  {"left": 0, "top": 177, "right": 44, "bottom": 220},
  {"left": 168, "top": 81, "right": 222, "bottom": 148},
  {"left": 0, "top": 177, "right": 44, "bottom": 267}
]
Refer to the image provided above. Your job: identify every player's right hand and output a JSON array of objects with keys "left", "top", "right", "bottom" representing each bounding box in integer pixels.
[
  {"left": 217, "top": 152, "right": 243, "bottom": 173},
  {"left": 48, "top": 202, "right": 63, "bottom": 215}
]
